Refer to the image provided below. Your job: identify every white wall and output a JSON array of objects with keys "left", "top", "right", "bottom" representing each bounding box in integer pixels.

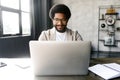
[{"left": 52, "top": 0, "right": 120, "bottom": 52}]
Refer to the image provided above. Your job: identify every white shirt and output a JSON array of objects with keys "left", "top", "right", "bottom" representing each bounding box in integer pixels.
[{"left": 56, "top": 31, "right": 67, "bottom": 41}]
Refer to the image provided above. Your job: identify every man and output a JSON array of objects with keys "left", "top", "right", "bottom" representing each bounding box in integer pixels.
[{"left": 38, "top": 4, "right": 83, "bottom": 41}]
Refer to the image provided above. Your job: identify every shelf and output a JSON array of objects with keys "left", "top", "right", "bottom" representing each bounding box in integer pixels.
[
  {"left": 99, "top": 39, "right": 120, "bottom": 42},
  {"left": 99, "top": 19, "right": 120, "bottom": 20},
  {"left": 105, "top": 13, "right": 118, "bottom": 15},
  {"left": 104, "top": 44, "right": 117, "bottom": 47}
]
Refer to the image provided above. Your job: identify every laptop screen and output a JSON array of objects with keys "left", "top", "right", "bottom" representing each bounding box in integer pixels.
[{"left": 29, "top": 41, "right": 91, "bottom": 75}]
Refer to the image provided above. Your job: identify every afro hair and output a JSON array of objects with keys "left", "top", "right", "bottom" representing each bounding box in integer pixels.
[{"left": 49, "top": 4, "right": 71, "bottom": 20}]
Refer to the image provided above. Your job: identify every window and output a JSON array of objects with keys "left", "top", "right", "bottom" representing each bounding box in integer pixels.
[{"left": 0, "top": 0, "right": 31, "bottom": 36}]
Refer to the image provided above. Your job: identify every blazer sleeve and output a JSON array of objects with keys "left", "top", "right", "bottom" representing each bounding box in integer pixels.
[
  {"left": 75, "top": 31, "right": 83, "bottom": 41},
  {"left": 38, "top": 31, "right": 48, "bottom": 41}
]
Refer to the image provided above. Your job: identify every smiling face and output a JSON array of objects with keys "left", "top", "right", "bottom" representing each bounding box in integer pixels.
[{"left": 52, "top": 13, "right": 68, "bottom": 33}]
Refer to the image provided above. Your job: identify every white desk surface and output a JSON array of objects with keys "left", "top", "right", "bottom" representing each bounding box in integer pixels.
[
  {"left": 0, "top": 58, "right": 90, "bottom": 80},
  {"left": 0, "top": 58, "right": 34, "bottom": 80}
]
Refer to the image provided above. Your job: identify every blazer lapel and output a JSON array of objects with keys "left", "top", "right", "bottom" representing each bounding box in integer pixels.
[
  {"left": 66, "top": 28, "right": 73, "bottom": 41},
  {"left": 50, "top": 27, "right": 56, "bottom": 40}
]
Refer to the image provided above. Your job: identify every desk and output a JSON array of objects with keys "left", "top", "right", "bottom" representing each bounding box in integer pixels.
[{"left": 0, "top": 58, "right": 120, "bottom": 80}]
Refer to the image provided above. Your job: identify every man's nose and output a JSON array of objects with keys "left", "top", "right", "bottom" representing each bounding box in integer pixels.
[{"left": 57, "top": 20, "right": 62, "bottom": 25}]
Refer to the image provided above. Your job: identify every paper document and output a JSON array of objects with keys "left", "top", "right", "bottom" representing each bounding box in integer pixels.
[{"left": 88, "top": 63, "right": 120, "bottom": 80}]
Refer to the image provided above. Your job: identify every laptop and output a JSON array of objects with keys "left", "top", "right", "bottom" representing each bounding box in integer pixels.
[{"left": 29, "top": 41, "right": 91, "bottom": 76}]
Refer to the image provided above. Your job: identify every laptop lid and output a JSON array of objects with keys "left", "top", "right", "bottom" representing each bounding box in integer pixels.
[{"left": 29, "top": 41, "right": 91, "bottom": 76}]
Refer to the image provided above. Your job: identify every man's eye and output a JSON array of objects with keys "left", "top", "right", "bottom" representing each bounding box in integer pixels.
[
  {"left": 55, "top": 19, "right": 59, "bottom": 21},
  {"left": 62, "top": 19, "right": 66, "bottom": 21}
]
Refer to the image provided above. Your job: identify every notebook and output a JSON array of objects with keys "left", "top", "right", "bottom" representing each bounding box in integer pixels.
[
  {"left": 29, "top": 41, "right": 91, "bottom": 76},
  {"left": 89, "top": 63, "right": 120, "bottom": 80}
]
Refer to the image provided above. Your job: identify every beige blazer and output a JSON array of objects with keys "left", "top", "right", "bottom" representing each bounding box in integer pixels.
[{"left": 38, "top": 27, "right": 83, "bottom": 41}]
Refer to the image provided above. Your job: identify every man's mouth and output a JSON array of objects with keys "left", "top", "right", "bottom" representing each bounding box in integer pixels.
[{"left": 55, "top": 25, "right": 66, "bottom": 33}]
